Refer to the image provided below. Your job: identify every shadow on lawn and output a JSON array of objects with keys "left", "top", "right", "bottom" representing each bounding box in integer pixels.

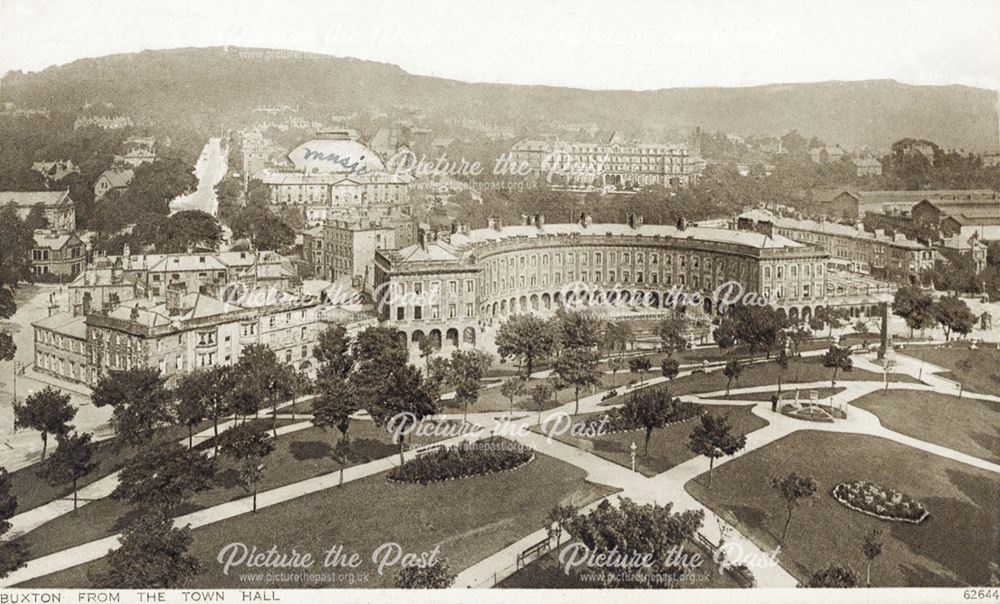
[{"left": 888, "top": 468, "right": 998, "bottom": 586}]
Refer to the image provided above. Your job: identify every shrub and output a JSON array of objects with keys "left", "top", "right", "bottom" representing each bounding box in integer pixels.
[
  {"left": 388, "top": 438, "right": 533, "bottom": 484},
  {"left": 577, "top": 401, "right": 702, "bottom": 435}
]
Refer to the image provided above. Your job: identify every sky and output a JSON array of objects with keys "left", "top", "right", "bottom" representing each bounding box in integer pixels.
[{"left": 1, "top": 0, "right": 999, "bottom": 91}]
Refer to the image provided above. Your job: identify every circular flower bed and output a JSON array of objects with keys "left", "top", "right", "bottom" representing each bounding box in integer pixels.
[
  {"left": 576, "top": 402, "right": 702, "bottom": 436},
  {"left": 387, "top": 439, "right": 533, "bottom": 484},
  {"left": 831, "top": 480, "right": 929, "bottom": 523}
]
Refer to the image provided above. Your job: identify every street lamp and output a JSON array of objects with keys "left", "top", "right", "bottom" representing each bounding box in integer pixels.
[{"left": 629, "top": 441, "right": 637, "bottom": 473}]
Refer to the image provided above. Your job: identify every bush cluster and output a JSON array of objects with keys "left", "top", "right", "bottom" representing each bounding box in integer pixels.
[
  {"left": 388, "top": 439, "right": 533, "bottom": 484},
  {"left": 832, "top": 480, "right": 929, "bottom": 523},
  {"left": 578, "top": 401, "right": 702, "bottom": 435}
]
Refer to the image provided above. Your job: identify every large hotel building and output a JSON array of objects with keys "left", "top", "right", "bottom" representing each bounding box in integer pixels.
[{"left": 509, "top": 132, "right": 706, "bottom": 188}]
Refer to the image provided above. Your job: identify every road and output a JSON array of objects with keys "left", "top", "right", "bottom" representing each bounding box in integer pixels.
[{"left": 169, "top": 137, "right": 228, "bottom": 216}]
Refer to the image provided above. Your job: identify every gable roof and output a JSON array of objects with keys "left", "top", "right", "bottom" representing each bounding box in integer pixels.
[
  {"left": 97, "top": 169, "right": 134, "bottom": 189},
  {"left": 0, "top": 190, "right": 71, "bottom": 208}
]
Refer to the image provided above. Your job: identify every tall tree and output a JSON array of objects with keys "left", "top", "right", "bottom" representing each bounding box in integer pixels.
[
  {"left": 545, "top": 504, "right": 577, "bottom": 546},
  {"left": 862, "top": 528, "right": 884, "bottom": 587},
  {"left": 112, "top": 442, "right": 215, "bottom": 512},
  {"left": 417, "top": 334, "right": 438, "bottom": 372},
  {"left": 604, "top": 321, "right": 634, "bottom": 357},
  {"left": 0, "top": 468, "right": 26, "bottom": 578},
  {"left": 233, "top": 344, "right": 295, "bottom": 438},
  {"left": 495, "top": 314, "right": 555, "bottom": 378},
  {"left": 499, "top": 378, "right": 527, "bottom": 414},
  {"left": 173, "top": 376, "right": 208, "bottom": 450},
  {"left": 530, "top": 382, "right": 555, "bottom": 424},
  {"left": 628, "top": 356, "right": 652, "bottom": 386},
  {"left": 218, "top": 421, "right": 274, "bottom": 513},
  {"left": 553, "top": 347, "right": 602, "bottom": 415},
  {"left": 92, "top": 509, "right": 203, "bottom": 588},
  {"left": 892, "top": 285, "right": 935, "bottom": 338},
  {"left": 92, "top": 368, "right": 173, "bottom": 445},
  {"left": 660, "top": 357, "right": 680, "bottom": 381},
  {"left": 623, "top": 388, "right": 675, "bottom": 455},
  {"left": 713, "top": 304, "right": 787, "bottom": 358},
  {"left": 774, "top": 345, "right": 790, "bottom": 393},
  {"left": 931, "top": 295, "right": 976, "bottom": 341},
  {"left": 447, "top": 349, "right": 493, "bottom": 421},
  {"left": 723, "top": 359, "right": 743, "bottom": 397},
  {"left": 658, "top": 317, "right": 688, "bottom": 356},
  {"left": 313, "top": 324, "right": 353, "bottom": 379},
  {"left": 43, "top": 432, "right": 97, "bottom": 511},
  {"left": 771, "top": 472, "right": 819, "bottom": 544},
  {"left": 609, "top": 356, "right": 625, "bottom": 387},
  {"left": 312, "top": 376, "right": 358, "bottom": 444},
  {"left": 553, "top": 307, "right": 605, "bottom": 351},
  {"left": 688, "top": 413, "right": 747, "bottom": 488},
  {"left": 13, "top": 386, "right": 76, "bottom": 460},
  {"left": 365, "top": 364, "right": 437, "bottom": 466},
  {"left": 821, "top": 345, "right": 853, "bottom": 387}
]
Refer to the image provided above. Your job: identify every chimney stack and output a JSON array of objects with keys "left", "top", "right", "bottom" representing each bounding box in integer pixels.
[
  {"left": 80, "top": 292, "right": 92, "bottom": 317},
  {"left": 417, "top": 228, "right": 427, "bottom": 250},
  {"left": 627, "top": 213, "right": 635, "bottom": 229},
  {"left": 526, "top": 215, "right": 535, "bottom": 227},
  {"left": 130, "top": 304, "right": 140, "bottom": 321},
  {"left": 535, "top": 214, "right": 545, "bottom": 227},
  {"left": 165, "top": 284, "right": 185, "bottom": 316},
  {"left": 521, "top": 213, "right": 529, "bottom": 226},
  {"left": 676, "top": 217, "right": 687, "bottom": 231}
]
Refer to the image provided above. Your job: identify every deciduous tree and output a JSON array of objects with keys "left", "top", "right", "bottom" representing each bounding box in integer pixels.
[
  {"left": 495, "top": 314, "right": 555, "bottom": 378},
  {"left": 821, "top": 345, "right": 853, "bottom": 387},
  {"left": 43, "top": 432, "right": 97, "bottom": 511},
  {"left": 13, "top": 386, "right": 75, "bottom": 460},
  {"left": 499, "top": 378, "right": 527, "bottom": 414},
  {"left": 112, "top": 442, "right": 215, "bottom": 512},
  {"left": 92, "top": 368, "right": 173, "bottom": 445},
  {"left": 862, "top": 528, "right": 884, "bottom": 586},
  {"left": 688, "top": 413, "right": 747, "bottom": 488},
  {"left": 771, "top": 472, "right": 818, "bottom": 544},
  {"left": 623, "top": 388, "right": 675, "bottom": 455},
  {"left": 394, "top": 559, "right": 455, "bottom": 588},
  {"left": 92, "top": 509, "right": 203, "bottom": 588},
  {"left": 553, "top": 347, "right": 601, "bottom": 415},
  {"left": 218, "top": 421, "right": 274, "bottom": 513}
]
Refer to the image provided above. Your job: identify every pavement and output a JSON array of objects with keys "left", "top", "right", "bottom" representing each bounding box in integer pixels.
[{"left": 168, "top": 138, "right": 227, "bottom": 216}]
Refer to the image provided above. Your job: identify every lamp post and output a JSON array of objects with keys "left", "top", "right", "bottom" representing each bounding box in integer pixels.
[{"left": 629, "top": 441, "right": 637, "bottom": 473}]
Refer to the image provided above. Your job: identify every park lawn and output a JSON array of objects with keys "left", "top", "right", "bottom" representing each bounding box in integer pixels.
[
  {"left": 14, "top": 418, "right": 463, "bottom": 561},
  {"left": 685, "top": 431, "right": 1000, "bottom": 587},
  {"left": 6, "top": 414, "right": 277, "bottom": 514},
  {"left": 446, "top": 374, "right": 624, "bottom": 415},
  {"left": 538, "top": 404, "right": 768, "bottom": 477},
  {"left": 900, "top": 344, "right": 1000, "bottom": 398},
  {"left": 22, "top": 451, "right": 619, "bottom": 589},
  {"left": 852, "top": 390, "right": 1000, "bottom": 464},
  {"left": 721, "top": 387, "right": 845, "bottom": 402},
  {"left": 663, "top": 356, "right": 919, "bottom": 397},
  {"left": 497, "top": 540, "right": 739, "bottom": 588}
]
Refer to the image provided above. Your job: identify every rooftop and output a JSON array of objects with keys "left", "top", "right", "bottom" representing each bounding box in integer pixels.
[
  {"left": 0, "top": 190, "right": 71, "bottom": 208},
  {"left": 32, "top": 311, "right": 87, "bottom": 339}
]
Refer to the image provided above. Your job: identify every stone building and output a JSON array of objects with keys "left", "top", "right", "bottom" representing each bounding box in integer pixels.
[{"left": 1, "top": 190, "right": 77, "bottom": 233}]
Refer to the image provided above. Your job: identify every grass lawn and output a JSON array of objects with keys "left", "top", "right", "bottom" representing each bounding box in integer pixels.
[
  {"left": 852, "top": 390, "right": 1000, "bottom": 464},
  {"left": 497, "top": 540, "right": 739, "bottom": 588},
  {"left": 538, "top": 404, "right": 768, "bottom": 477},
  {"left": 685, "top": 431, "right": 1000, "bottom": 586},
  {"left": 445, "top": 373, "right": 626, "bottom": 415},
  {"left": 23, "top": 451, "right": 618, "bottom": 588},
  {"left": 660, "top": 356, "right": 919, "bottom": 398},
  {"left": 14, "top": 418, "right": 462, "bottom": 561},
  {"left": 722, "top": 387, "right": 845, "bottom": 402},
  {"left": 900, "top": 344, "right": 1000, "bottom": 398}
]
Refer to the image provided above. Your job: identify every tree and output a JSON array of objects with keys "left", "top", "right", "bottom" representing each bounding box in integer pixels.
[
  {"left": 13, "top": 387, "right": 76, "bottom": 460},
  {"left": 92, "top": 368, "right": 173, "bottom": 445},
  {"left": 771, "top": 472, "right": 818, "bottom": 544},
  {"left": 112, "top": 442, "right": 215, "bottom": 511},
  {"left": 232, "top": 344, "right": 295, "bottom": 438},
  {"left": 774, "top": 346, "right": 789, "bottom": 393},
  {"left": 499, "top": 378, "right": 527, "bottom": 414},
  {"left": 218, "top": 421, "right": 274, "bottom": 513},
  {"left": 132, "top": 210, "right": 222, "bottom": 253},
  {"left": 43, "top": 432, "right": 97, "bottom": 511},
  {"left": 821, "top": 346, "right": 853, "bottom": 387},
  {"left": 862, "top": 528, "right": 884, "bottom": 586},
  {"left": 0, "top": 468, "right": 26, "bottom": 578},
  {"left": 609, "top": 356, "right": 625, "bottom": 386},
  {"left": 228, "top": 205, "right": 294, "bottom": 250},
  {"left": 173, "top": 376, "right": 207, "bottom": 450},
  {"left": 366, "top": 363, "right": 437, "bottom": 466},
  {"left": 658, "top": 317, "right": 688, "bottom": 355},
  {"left": 688, "top": 413, "right": 747, "bottom": 488},
  {"left": 496, "top": 314, "right": 555, "bottom": 378},
  {"left": 187, "top": 366, "right": 232, "bottom": 455},
  {"left": 623, "top": 388, "right": 675, "bottom": 455},
  {"left": 553, "top": 307, "right": 605, "bottom": 351},
  {"left": 931, "top": 295, "right": 976, "bottom": 341},
  {"left": 807, "top": 564, "right": 858, "bottom": 588},
  {"left": 786, "top": 325, "right": 811, "bottom": 356},
  {"left": 893, "top": 285, "right": 935, "bottom": 337},
  {"left": 722, "top": 359, "right": 743, "bottom": 397},
  {"left": 394, "top": 559, "right": 455, "bottom": 588},
  {"left": 545, "top": 504, "right": 577, "bottom": 546},
  {"left": 92, "top": 509, "right": 202, "bottom": 588},
  {"left": 312, "top": 375, "right": 358, "bottom": 443},
  {"left": 553, "top": 347, "right": 602, "bottom": 415},
  {"left": 417, "top": 334, "right": 438, "bottom": 372},
  {"left": 0, "top": 332, "right": 14, "bottom": 363},
  {"left": 562, "top": 497, "right": 704, "bottom": 588},
  {"left": 604, "top": 321, "right": 633, "bottom": 357},
  {"left": 628, "top": 356, "right": 652, "bottom": 386},
  {"left": 446, "top": 349, "right": 493, "bottom": 421},
  {"left": 530, "top": 382, "right": 555, "bottom": 424},
  {"left": 713, "top": 305, "right": 786, "bottom": 358},
  {"left": 313, "top": 324, "right": 353, "bottom": 379},
  {"left": 815, "top": 307, "right": 848, "bottom": 337},
  {"left": 660, "top": 357, "right": 680, "bottom": 381}
]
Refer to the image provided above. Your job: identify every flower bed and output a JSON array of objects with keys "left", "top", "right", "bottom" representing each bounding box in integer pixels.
[
  {"left": 577, "top": 401, "right": 703, "bottom": 436},
  {"left": 780, "top": 404, "right": 845, "bottom": 423},
  {"left": 388, "top": 439, "right": 534, "bottom": 484},
  {"left": 831, "top": 480, "right": 929, "bottom": 523}
]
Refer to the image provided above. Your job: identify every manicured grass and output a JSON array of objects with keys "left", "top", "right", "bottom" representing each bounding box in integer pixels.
[
  {"left": 685, "top": 431, "right": 1000, "bottom": 586},
  {"left": 900, "top": 345, "right": 1000, "bottom": 398},
  {"left": 14, "top": 418, "right": 461, "bottom": 561},
  {"left": 722, "top": 387, "right": 845, "bottom": 401},
  {"left": 23, "top": 451, "right": 618, "bottom": 588},
  {"left": 538, "top": 404, "right": 768, "bottom": 477},
  {"left": 852, "top": 390, "right": 1000, "bottom": 464},
  {"left": 663, "top": 356, "right": 919, "bottom": 397},
  {"left": 497, "top": 540, "right": 739, "bottom": 588}
]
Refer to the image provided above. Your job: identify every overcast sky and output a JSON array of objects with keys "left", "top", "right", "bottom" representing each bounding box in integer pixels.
[{"left": 2, "top": 0, "right": 999, "bottom": 90}]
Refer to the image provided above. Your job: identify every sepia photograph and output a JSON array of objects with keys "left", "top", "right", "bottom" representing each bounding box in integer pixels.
[{"left": 0, "top": 0, "right": 998, "bottom": 601}]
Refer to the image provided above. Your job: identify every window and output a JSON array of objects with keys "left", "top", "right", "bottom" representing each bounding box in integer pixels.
[
  {"left": 466, "top": 303, "right": 474, "bottom": 317},
  {"left": 449, "top": 304, "right": 456, "bottom": 318},
  {"left": 466, "top": 280, "right": 474, "bottom": 293},
  {"left": 432, "top": 306, "right": 440, "bottom": 319},
  {"left": 397, "top": 307, "right": 405, "bottom": 320},
  {"left": 414, "top": 306, "right": 423, "bottom": 320},
  {"left": 449, "top": 281, "right": 458, "bottom": 294}
]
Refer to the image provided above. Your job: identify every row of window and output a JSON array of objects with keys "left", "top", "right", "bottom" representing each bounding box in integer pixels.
[{"left": 395, "top": 303, "right": 476, "bottom": 322}]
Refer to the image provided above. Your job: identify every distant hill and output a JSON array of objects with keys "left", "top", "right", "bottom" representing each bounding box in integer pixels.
[{"left": 2, "top": 47, "right": 997, "bottom": 151}]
